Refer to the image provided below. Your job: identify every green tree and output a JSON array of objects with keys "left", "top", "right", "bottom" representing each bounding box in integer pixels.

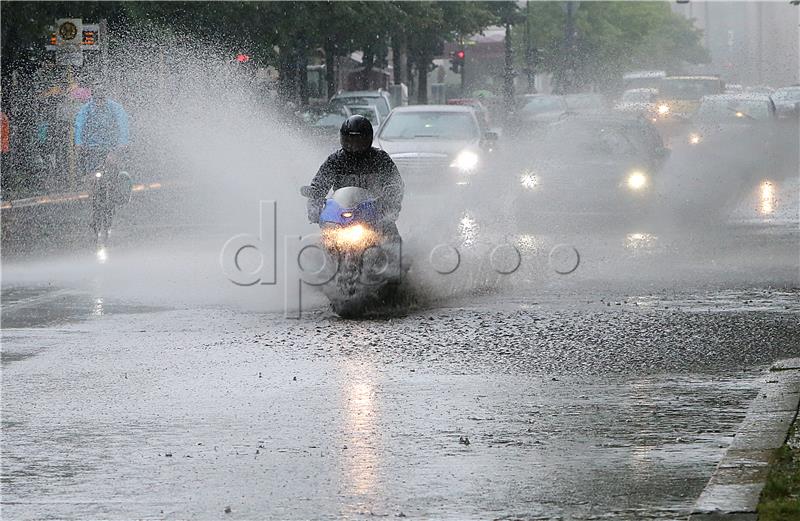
[{"left": 514, "top": 1, "right": 709, "bottom": 93}]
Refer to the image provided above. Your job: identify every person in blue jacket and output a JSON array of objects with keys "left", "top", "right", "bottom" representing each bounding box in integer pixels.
[
  {"left": 74, "top": 82, "right": 129, "bottom": 177},
  {"left": 74, "top": 83, "right": 130, "bottom": 240}
]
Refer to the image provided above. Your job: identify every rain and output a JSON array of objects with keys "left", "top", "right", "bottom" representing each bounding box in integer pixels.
[{"left": 1, "top": 1, "right": 799, "bottom": 519}]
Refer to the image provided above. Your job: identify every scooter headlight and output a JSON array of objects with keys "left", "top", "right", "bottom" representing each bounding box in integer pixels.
[
  {"left": 95, "top": 171, "right": 103, "bottom": 178},
  {"left": 322, "top": 224, "right": 379, "bottom": 250},
  {"left": 688, "top": 132, "right": 702, "bottom": 145},
  {"left": 450, "top": 150, "right": 479, "bottom": 172},
  {"left": 657, "top": 103, "right": 670, "bottom": 115},
  {"left": 626, "top": 170, "right": 648, "bottom": 191}
]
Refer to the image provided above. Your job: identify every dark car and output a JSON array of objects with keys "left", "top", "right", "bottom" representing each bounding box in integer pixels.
[
  {"left": 564, "top": 93, "right": 608, "bottom": 113},
  {"left": 508, "top": 113, "right": 668, "bottom": 216},
  {"left": 683, "top": 93, "right": 777, "bottom": 147}
]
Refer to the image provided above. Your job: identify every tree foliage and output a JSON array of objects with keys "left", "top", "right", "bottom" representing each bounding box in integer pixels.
[
  {"left": 515, "top": 1, "right": 709, "bottom": 92},
  {"left": 2, "top": 1, "right": 710, "bottom": 101}
]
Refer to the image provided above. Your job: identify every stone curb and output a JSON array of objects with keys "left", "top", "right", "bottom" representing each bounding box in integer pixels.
[{"left": 688, "top": 358, "right": 800, "bottom": 521}]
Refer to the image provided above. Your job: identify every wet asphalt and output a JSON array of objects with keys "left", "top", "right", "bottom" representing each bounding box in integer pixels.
[{"left": 2, "top": 171, "right": 799, "bottom": 519}]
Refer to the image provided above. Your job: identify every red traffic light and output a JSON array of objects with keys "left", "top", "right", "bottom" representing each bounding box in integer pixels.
[
  {"left": 235, "top": 53, "right": 251, "bottom": 63},
  {"left": 455, "top": 50, "right": 465, "bottom": 60}
]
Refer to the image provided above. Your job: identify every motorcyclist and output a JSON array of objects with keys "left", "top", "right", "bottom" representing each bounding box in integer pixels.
[
  {"left": 73, "top": 83, "right": 130, "bottom": 240},
  {"left": 306, "top": 115, "right": 404, "bottom": 241}
]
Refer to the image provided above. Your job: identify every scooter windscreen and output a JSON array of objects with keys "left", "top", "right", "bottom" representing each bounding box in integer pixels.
[{"left": 320, "top": 187, "right": 380, "bottom": 226}]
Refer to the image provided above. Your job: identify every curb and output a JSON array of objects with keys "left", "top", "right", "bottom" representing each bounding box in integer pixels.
[{"left": 689, "top": 358, "right": 800, "bottom": 521}]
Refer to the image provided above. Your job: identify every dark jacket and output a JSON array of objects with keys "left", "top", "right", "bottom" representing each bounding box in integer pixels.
[{"left": 308, "top": 147, "right": 404, "bottom": 223}]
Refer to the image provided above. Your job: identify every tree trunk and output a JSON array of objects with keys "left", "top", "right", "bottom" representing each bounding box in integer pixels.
[
  {"left": 277, "top": 44, "right": 296, "bottom": 103},
  {"left": 503, "top": 23, "right": 515, "bottom": 116},
  {"left": 324, "top": 39, "right": 336, "bottom": 99},
  {"left": 392, "top": 33, "right": 407, "bottom": 85},
  {"left": 297, "top": 38, "right": 309, "bottom": 106},
  {"left": 416, "top": 54, "right": 429, "bottom": 104},
  {"left": 360, "top": 53, "right": 374, "bottom": 90}
]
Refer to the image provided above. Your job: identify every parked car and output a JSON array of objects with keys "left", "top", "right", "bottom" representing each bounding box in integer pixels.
[
  {"left": 771, "top": 86, "right": 800, "bottom": 118},
  {"left": 329, "top": 90, "right": 393, "bottom": 119},
  {"left": 345, "top": 105, "right": 382, "bottom": 130},
  {"left": 303, "top": 106, "right": 352, "bottom": 149},
  {"left": 564, "top": 93, "right": 607, "bottom": 113},
  {"left": 519, "top": 94, "right": 568, "bottom": 127}
]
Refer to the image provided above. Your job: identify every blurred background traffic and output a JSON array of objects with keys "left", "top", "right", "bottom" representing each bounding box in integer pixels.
[{"left": 1, "top": 1, "right": 798, "bottom": 255}]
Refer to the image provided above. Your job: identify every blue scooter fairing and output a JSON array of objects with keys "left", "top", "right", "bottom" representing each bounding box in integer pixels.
[{"left": 319, "top": 187, "right": 381, "bottom": 226}]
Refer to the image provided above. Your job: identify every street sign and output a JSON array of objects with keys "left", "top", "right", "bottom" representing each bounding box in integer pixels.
[
  {"left": 55, "top": 18, "right": 83, "bottom": 46},
  {"left": 47, "top": 21, "right": 100, "bottom": 51}
]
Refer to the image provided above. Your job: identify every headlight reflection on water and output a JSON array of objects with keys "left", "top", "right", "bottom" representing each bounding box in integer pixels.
[
  {"left": 759, "top": 180, "right": 776, "bottom": 215},
  {"left": 625, "top": 232, "right": 658, "bottom": 251},
  {"left": 458, "top": 214, "right": 479, "bottom": 245},
  {"left": 626, "top": 171, "right": 648, "bottom": 191},
  {"left": 520, "top": 171, "right": 538, "bottom": 190},
  {"left": 514, "top": 234, "right": 544, "bottom": 254}
]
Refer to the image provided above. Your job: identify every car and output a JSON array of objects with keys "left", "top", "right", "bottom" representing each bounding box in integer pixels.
[
  {"left": 345, "top": 104, "right": 382, "bottom": 130},
  {"left": 684, "top": 93, "right": 777, "bottom": 146},
  {"left": 615, "top": 88, "right": 658, "bottom": 114},
  {"left": 655, "top": 75, "right": 725, "bottom": 120},
  {"left": 771, "top": 86, "right": 800, "bottom": 117},
  {"left": 622, "top": 70, "right": 666, "bottom": 91},
  {"left": 564, "top": 93, "right": 607, "bottom": 113},
  {"left": 519, "top": 94, "right": 569, "bottom": 129},
  {"left": 508, "top": 113, "right": 668, "bottom": 216},
  {"left": 303, "top": 105, "right": 352, "bottom": 148},
  {"left": 446, "top": 98, "right": 491, "bottom": 128},
  {"left": 329, "top": 90, "right": 393, "bottom": 119},
  {"left": 374, "top": 105, "right": 497, "bottom": 191}
]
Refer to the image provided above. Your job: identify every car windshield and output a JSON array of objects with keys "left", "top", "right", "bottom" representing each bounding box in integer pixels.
[
  {"left": 622, "top": 90, "right": 655, "bottom": 103},
  {"left": 312, "top": 112, "right": 347, "bottom": 128},
  {"left": 623, "top": 77, "right": 663, "bottom": 90},
  {"left": 565, "top": 94, "right": 605, "bottom": 110},
  {"left": 695, "top": 99, "right": 773, "bottom": 121},
  {"left": 522, "top": 96, "right": 565, "bottom": 114},
  {"left": 773, "top": 88, "right": 800, "bottom": 101},
  {"left": 330, "top": 96, "right": 389, "bottom": 116},
  {"left": 539, "top": 122, "right": 639, "bottom": 158},
  {"left": 660, "top": 79, "right": 722, "bottom": 100},
  {"left": 379, "top": 112, "right": 478, "bottom": 141},
  {"left": 347, "top": 107, "right": 378, "bottom": 126}
]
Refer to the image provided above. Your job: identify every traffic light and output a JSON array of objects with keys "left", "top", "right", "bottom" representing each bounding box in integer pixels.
[{"left": 450, "top": 50, "right": 465, "bottom": 74}]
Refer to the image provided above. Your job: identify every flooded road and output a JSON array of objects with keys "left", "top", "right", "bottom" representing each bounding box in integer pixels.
[
  {"left": 3, "top": 230, "right": 799, "bottom": 520},
  {"left": 2, "top": 174, "right": 799, "bottom": 520}
]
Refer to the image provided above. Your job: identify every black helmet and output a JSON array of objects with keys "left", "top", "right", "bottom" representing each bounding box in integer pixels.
[{"left": 340, "top": 115, "right": 373, "bottom": 154}]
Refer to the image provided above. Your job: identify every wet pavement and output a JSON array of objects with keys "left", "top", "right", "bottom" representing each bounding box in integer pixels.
[{"left": 2, "top": 185, "right": 799, "bottom": 519}]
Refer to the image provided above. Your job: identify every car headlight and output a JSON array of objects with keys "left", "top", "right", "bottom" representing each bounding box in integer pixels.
[
  {"left": 626, "top": 171, "right": 648, "bottom": 191},
  {"left": 688, "top": 132, "right": 702, "bottom": 145},
  {"left": 657, "top": 103, "right": 670, "bottom": 115},
  {"left": 450, "top": 150, "right": 479, "bottom": 172},
  {"left": 520, "top": 171, "right": 538, "bottom": 190}
]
